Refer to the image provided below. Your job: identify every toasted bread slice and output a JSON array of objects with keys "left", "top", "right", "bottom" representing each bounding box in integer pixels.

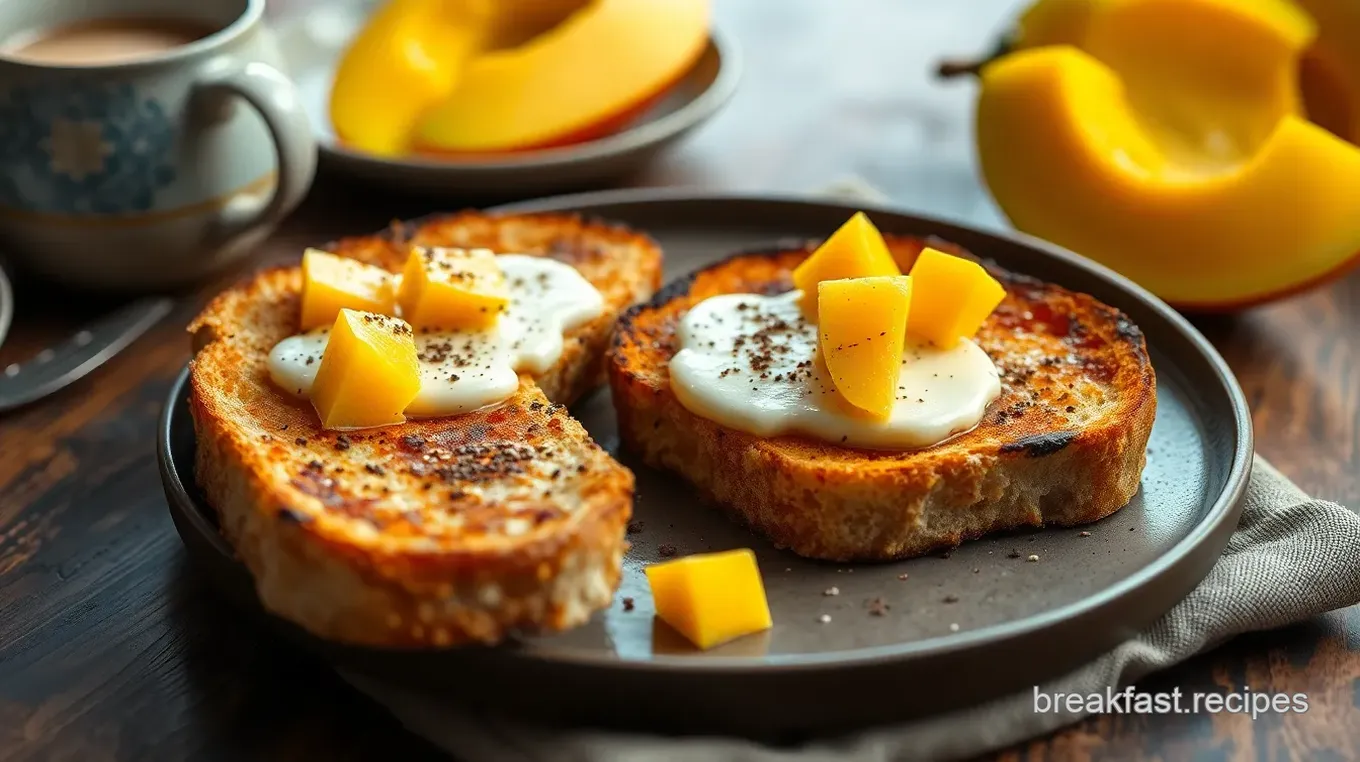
[
  {"left": 189, "top": 212, "right": 662, "bottom": 647},
  {"left": 609, "top": 237, "right": 1156, "bottom": 562}
]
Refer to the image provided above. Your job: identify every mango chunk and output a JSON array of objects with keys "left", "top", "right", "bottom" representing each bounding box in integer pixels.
[
  {"left": 310, "top": 309, "right": 420, "bottom": 430},
  {"left": 300, "top": 249, "right": 396, "bottom": 331},
  {"left": 818, "top": 276, "right": 913, "bottom": 419},
  {"left": 396, "top": 247, "right": 509, "bottom": 330},
  {"left": 906, "top": 248, "right": 1005, "bottom": 348},
  {"left": 791, "top": 212, "right": 900, "bottom": 317},
  {"left": 645, "top": 549, "right": 772, "bottom": 650}
]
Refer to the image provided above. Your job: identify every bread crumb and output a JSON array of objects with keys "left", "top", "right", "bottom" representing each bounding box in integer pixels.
[
  {"left": 949, "top": 623, "right": 960, "bottom": 632},
  {"left": 897, "top": 573, "right": 909, "bottom": 581},
  {"left": 823, "top": 586, "right": 840, "bottom": 596},
  {"left": 1079, "top": 531, "right": 1091, "bottom": 537},
  {"left": 818, "top": 614, "right": 832, "bottom": 624},
  {"left": 1027, "top": 554, "right": 1040, "bottom": 562}
]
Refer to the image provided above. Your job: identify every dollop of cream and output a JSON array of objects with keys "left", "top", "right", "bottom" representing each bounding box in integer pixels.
[
  {"left": 268, "top": 255, "right": 603, "bottom": 417},
  {"left": 668, "top": 291, "right": 1002, "bottom": 450}
]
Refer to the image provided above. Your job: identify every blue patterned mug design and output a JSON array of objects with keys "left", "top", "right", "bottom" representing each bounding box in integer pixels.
[{"left": 0, "top": 81, "right": 177, "bottom": 214}]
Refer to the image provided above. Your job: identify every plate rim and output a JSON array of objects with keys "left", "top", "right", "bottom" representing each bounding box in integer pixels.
[
  {"left": 161, "top": 192, "right": 1253, "bottom": 676},
  {"left": 0, "top": 257, "right": 12, "bottom": 350},
  {"left": 287, "top": 27, "right": 741, "bottom": 173}
]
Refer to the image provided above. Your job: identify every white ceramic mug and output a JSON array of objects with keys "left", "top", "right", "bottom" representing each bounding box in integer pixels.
[{"left": 0, "top": 0, "right": 317, "bottom": 290}]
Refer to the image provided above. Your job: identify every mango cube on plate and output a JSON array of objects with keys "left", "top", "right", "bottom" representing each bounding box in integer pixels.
[
  {"left": 311, "top": 309, "right": 420, "bottom": 430},
  {"left": 907, "top": 248, "right": 1006, "bottom": 348},
  {"left": 397, "top": 247, "right": 509, "bottom": 330},
  {"left": 791, "top": 212, "right": 900, "bottom": 317},
  {"left": 300, "top": 248, "right": 396, "bottom": 330},
  {"left": 645, "top": 548, "right": 773, "bottom": 650},
  {"left": 818, "top": 275, "right": 913, "bottom": 419}
]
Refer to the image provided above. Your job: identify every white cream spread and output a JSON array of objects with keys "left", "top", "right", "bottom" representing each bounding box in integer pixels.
[
  {"left": 669, "top": 291, "right": 1002, "bottom": 450},
  {"left": 268, "top": 254, "right": 603, "bottom": 417}
]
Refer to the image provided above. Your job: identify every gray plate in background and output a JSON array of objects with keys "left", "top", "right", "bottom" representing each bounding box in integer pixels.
[{"left": 272, "top": 4, "right": 739, "bottom": 197}]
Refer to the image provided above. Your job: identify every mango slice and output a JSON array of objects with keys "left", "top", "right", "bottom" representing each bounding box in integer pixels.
[
  {"left": 791, "top": 212, "right": 901, "bottom": 317},
  {"left": 645, "top": 548, "right": 772, "bottom": 651},
  {"left": 413, "top": 0, "right": 711, "bottom": 153},
  {"left": 906, "top": 249, "right": 1005, "bottom": 348},
  {"left": 328, "top": 0, "right": 493, "bottom": 156},
  {"left": 310, "top": 310, "right": 421, "bottom": 430},
  {"left": 300, "top": 249, "right": 396, "bottom": 331},
  {"left": 396, "top": 247, "right": 509, "bottom": 330},
  {"left": 817, "top": 276, "right": 913, "bottom": 419},
  {"left": 977, "top": 44, "right": 1360, "bottom": 307}
]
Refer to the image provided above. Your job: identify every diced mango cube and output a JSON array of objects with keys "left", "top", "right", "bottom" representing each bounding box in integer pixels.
[
  {"left": 907, "top": 248, "right": 1007, "bottom": 348},
  {"left": 396, "top": 247, "right": 509, "bottom": 330},
  {"left": 818, "top": 276, "right": 913, "bottom": 419},
  {"left": 791, "top": 212, "right": 901, "bottom": 317},
  {"left": 300, "top": 248, "right": 396, "bottom": 330},
  {"left": 645, "top": 549, "right": 772, "bottom": 650},
  {"left": 310, "top": 309, "right": 420, "bottom": 430}
]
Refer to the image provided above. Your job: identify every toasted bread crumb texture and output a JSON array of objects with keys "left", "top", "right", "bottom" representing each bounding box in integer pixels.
[
  {"left": 609, "top": 237, "right": 1156, "bottom": 562},
  {"left": 188, "top": 212, "right": 662, "bottom": 646}
]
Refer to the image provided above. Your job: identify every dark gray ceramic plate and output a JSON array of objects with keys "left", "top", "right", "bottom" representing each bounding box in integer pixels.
[
  {"left": 273, "top": 3, "right": 739, "bottom": 197},
  {"left": 159, "top": 192, "right": 1252, "bottom": 738}
]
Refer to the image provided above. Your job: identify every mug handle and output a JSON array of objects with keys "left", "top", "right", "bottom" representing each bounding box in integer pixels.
[{"left": 192, "top": 60, "right": 318, "bottom": 246}]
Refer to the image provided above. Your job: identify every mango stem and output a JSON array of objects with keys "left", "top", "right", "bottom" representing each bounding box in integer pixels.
[
  {"left": 935, "top": 58, "right": 985, "bottom": 79},
  {"left": 934, "top": 34, "right": 1015, "bottom": 80}
]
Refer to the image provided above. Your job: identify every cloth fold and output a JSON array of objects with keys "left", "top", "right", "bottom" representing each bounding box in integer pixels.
[
  {"left": 346, "top": 179, "right": 1360, "bottom": 760},
  {"left": 348, "top": 457, "right": 1360, "bottom": 761}
]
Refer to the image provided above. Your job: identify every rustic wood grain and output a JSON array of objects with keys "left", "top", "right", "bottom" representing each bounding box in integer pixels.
[{"left": 2, "top": 0, "right": 1358, "bottom": 760}]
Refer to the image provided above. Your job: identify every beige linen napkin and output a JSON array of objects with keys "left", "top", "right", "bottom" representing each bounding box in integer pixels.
[{"left": 345, "top": 181, "right": 1360, "bottom": 761}]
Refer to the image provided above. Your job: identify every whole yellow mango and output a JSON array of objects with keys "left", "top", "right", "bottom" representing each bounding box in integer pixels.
[{"left": 956, "top": 0, "right": 1360, "bottom": 309}]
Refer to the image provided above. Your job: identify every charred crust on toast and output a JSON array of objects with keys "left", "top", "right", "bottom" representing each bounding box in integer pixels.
[
  {"left": 999, "top": 431, "right": 1078, "bottom": 457},
  {"left": 277, "top": 507, "right": 312, "bottom": 524},
  {"left": 1115, "top": 313, "right": 1144, "bottom": 344}
]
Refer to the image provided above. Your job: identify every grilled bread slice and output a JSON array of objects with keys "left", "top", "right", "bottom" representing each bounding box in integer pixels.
[
  {"left": 609, "top": 237, "right": 1156, "bottom": 562},
  {"left": 189, "top": 212, "right": 663, "bottom": 647}
]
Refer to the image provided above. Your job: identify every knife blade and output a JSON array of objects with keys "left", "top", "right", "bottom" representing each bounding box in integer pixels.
[{"left": 0, "top": 297, "right": 174, "bottom": 413}]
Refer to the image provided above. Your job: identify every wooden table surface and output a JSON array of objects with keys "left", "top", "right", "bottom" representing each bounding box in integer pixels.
[{"left": 3, "top": 1, "right": 1359, "bottom": 759}]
